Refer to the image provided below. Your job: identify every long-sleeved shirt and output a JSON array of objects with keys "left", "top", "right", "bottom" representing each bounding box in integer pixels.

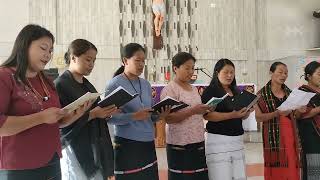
[
  {"left": 105, "top": 74, "right": 158, "bottom": 142},
  {"left": 54, "top": 70, "right": 114, "bottom": 178}
]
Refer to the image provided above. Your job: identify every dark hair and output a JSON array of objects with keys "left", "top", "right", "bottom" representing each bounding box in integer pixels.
[
  {"left": 304, "top": 61, "right": 320, "bottom": 81},
  {"left": 1, "top": 24, "right": 54, "bottom": 85},
  {"left": 270, "top": 61, "right": 286, "bottom": 73},
  {"left": 172, "top": 52, "right": 196, "bottom": 70},
  {"left": 64, "top": 39, "right": 97, "bottom": 65},
  {"left": 113, "top": 43, "right": 145, "bottom": 77},
  {"left": 113, "top": 66, "right": 125, "bottom": 77},
  {"left": 208, "top": 58, "right": 238, "bottom": 94}
]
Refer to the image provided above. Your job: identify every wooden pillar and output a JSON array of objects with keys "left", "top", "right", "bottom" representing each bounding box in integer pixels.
[{"left": 155, "top": 119, "right": 166, "bottom": 147}]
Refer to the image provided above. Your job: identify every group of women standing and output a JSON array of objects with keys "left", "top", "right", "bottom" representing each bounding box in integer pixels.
[
  {"left": 0, "top": 24, "right": 170, "bottom": 180},
  {"left": 0, "top": 24, "right": 320, "bottom": 180},
  {"left": 255, "top": 61, "right": 320, "bottom": 180}
]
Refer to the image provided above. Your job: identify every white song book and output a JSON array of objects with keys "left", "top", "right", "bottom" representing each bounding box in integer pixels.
[
  {"left": 277, "top": 88, "right": 316, "bottom": 111},
  {"left": 62, "top": 92, "right": 101, "bottom": 113}
]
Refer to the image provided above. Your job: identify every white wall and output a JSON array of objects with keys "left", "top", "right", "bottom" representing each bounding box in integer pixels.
[
  {"left": 0, "top": 0, "right": 29, "bottom": 60},
  {"left": 256, "top": 0, "right": 320, "bottom": 89},
  {"left": 1, "top": 0, "right": 320, "bottom": 92},
  {"left": 266, "top": 0, "right": 320, "bottom": 59}
]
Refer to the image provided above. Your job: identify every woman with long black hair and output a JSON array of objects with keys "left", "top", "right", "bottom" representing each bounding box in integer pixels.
[
  {"left": 201, "top": 59, "right": 251, "bottom": 180},
  {"left": 0, "top": 24, "right": 88, "bottom": 180}
]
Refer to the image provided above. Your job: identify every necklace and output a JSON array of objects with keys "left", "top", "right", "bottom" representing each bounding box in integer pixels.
[
  {"left": 26, "top": 73, "right": 51, "bottom": 102},
  {"left": 123, "top": 73, "right": 143, "bottom": 105}
]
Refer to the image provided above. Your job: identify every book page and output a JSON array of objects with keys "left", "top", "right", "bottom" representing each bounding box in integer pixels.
[
  {"left": 104, "top": 86, "right": 136, "bottom": 99},
  {"left": 205, "top": 93, "right": 228, "bottom": 106},
  {"left": 153, "top": 96, "right": 180, "bottom": 107},
  {"left": 98, "top": 86, "right": 139, "bottom": 108},
  {"left": 62, "top": 92, "right": 101, "bottom": 113},
  {"left": 277, "top": 88, "right": 316, "bottom": 111}
]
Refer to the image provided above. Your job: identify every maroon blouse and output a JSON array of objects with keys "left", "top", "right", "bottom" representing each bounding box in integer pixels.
[{"left": 0, "top": 67, "right": 62, "bottom": 170}]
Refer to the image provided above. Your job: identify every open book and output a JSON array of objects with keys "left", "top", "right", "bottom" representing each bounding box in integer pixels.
[
  {"left": 98, "top": 86, "right": 138, "bottom": 108},
  {"left": 277, "top": 88, "right": 316, "bottom": 111},
  {"left": 152, "top": 96, "right": 189, "bottom": 113},
  {"left": 233, "top": 91, "right": 258, "bottom": 111},
  {"left": 170, "top": 103, "right": 189, "bottom": 113},
  {"left": 62, "top": 92, "right": 101, "bottom": 113},
  {"left": 205, "top": 93, "right": 229, "bottom": 107}
]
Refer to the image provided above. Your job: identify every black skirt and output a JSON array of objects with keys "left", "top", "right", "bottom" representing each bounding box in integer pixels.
[
  {"left": 167, "top": 141, "right": 209, "bottom": 180},
  {"left": 0, "top": 153, "right": 61, "bottom": 180},
  {"left": 114, "top": 136, "right": 159, "bottom": 180},
  {"left": 298, "top": 120, "right": 320, "bottom": 180}
]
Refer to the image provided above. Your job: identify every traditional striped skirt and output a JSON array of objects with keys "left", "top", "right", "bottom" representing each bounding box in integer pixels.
[
  {"left": 114, "top": 136, "right": 159, "bottom": 180},
  {"left": 167, "top": 141, "right": 209, "bottom": 180}
]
